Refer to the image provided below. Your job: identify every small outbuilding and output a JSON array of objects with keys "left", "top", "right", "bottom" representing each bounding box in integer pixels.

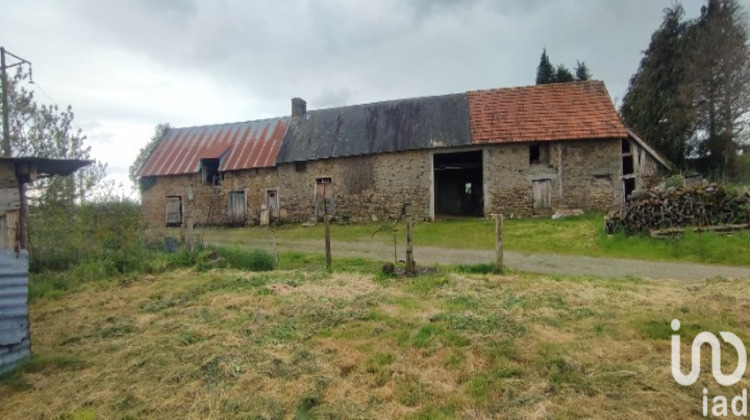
[{"left": 0, "top": 157, "right": 90, "bottom": 373}]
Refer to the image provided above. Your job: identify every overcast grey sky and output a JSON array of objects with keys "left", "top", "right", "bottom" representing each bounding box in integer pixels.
[{"left": 0, "top": 0, "right": 732, "bottom": 194}]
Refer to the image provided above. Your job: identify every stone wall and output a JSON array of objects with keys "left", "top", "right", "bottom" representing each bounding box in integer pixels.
[
  {"left": 141, "top": 139, "right": 628, "bottom": 230},
  {"left": 277, "top": 150, "right": 432, "bottom": 222},
  {"left": 484, "top": 139, "right": 623, "bottom": 217},
  {"left": 141, "top": 167, "right": 278, "bottom": 231},
  {"left": 141, "top": 150, "right": 433, "bottom": 230}
]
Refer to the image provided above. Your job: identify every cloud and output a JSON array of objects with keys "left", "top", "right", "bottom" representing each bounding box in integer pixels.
[{"left": 0, "top": 0, "right": 712, "bottom": 196}]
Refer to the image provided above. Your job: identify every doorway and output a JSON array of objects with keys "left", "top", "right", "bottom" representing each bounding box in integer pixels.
[{"left": 433, "top": 151, "right": 483, "bottom": 217}]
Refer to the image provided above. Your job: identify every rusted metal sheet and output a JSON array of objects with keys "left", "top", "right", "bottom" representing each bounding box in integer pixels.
[
  {"left": 0, "top": 250, "right": 31, "bottom": 373},
  {"left": 138, "top": 118, "right": 289, "bottom": 177},
  {"left": 276, "top": 93, "right": 472, "bottom": 163}
]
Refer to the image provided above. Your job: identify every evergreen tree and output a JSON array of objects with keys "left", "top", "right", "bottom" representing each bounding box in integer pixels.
[
  {"left": 536, "top": 49, "right": 592, "bottom": 84},
  {"left": 536, "top": 48, "right": 555, "bottom": 85},
  {"left": 554, "top": 64, "right": 575, "bottom": 83},
  {"left": 574, "top": 61, "right": 592, "bottom": 81},
  {"left": 689, "top": 0, "right": 750, "bottom": 177},
  {"left": 620, "top": 4, "right": 695, "bottom": 167}
]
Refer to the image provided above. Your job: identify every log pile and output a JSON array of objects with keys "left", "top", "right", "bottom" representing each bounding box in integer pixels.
[{"left": 605, "top": 184, "right": 750, "bottom": 235}]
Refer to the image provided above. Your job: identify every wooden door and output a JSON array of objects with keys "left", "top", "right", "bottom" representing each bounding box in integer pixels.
[
  {"left": 315, "top": 178, "right": 334, "bottom": 217},
  {"left": 266, "top": 189, "right": 279, "bottom": 219},
  {"left": 165, "top": 196, "right": 182, "bottom": 226},
  {"left": 532, "top": 180, "right": 552, "bottom": 214},
  {"left": 228, "top": 191, "right": 247, "bottom": 224}
]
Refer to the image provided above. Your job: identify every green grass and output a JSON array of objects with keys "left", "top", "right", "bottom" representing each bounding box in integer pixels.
[
  {"left": 203, "top": 213, "right": 750, "bottom": 266},
  {"left": 11, "top": 266, "right": 750, "bottom": 418}
]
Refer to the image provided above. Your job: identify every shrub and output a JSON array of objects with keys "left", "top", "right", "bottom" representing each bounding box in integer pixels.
[
  {"left": 211, "top": 246, "right": 276, "bottom": 271},
  {"left": 28, "top": 200, "right": 144, "bottom": 273}
]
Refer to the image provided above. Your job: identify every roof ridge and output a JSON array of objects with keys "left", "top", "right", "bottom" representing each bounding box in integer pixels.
[
  {"left": 170, "top": 116, "right": 289, "bottom": 132},
  {"left": 468, "top": 80, "right": 605, "bottom": 95}
]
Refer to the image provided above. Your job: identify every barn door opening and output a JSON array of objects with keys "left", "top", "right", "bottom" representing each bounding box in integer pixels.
[
  {"left": 228, "top": 190, "right": 247, "bottom": 224},
  {"left": 532, "top": 179, "right": 552, "bottom": 215},
  {"left": 433, "top": 151, "right": 483, "bottom": 217},
  {"left": 315, "top": 177, "right": 334, "bottom": 218}
]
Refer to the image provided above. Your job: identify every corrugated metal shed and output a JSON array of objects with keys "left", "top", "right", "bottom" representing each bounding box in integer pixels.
[
  {"left": 0, "top": 250, "right": 30, "bottom": 374},
  {"left": 276, "top": 93, "right": 472, "bottom": 163},
  {"left": 138, "top": 118, "right": 289, "bottom": 177}
]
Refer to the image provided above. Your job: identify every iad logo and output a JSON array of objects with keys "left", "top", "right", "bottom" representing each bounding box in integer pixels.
[
  {"left": 671, "top": 319, "right": 746, "bottom": 386},
  {"left": 671, "top": 319, "right": 749, "bottom": 417}
]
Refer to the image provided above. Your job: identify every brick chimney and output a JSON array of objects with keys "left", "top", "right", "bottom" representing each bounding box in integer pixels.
[{"left": 291, "top": 97, "right": 307, "bottom": 117}]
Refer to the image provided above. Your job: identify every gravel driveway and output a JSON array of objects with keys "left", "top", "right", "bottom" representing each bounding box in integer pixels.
[{"left": 207, "top": 237, "right": 750, "bottom": 281}]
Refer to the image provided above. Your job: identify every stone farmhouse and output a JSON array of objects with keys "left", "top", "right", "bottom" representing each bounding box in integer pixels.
[{"left": 137, "top": 81, "right": 671, "bottom": 229}]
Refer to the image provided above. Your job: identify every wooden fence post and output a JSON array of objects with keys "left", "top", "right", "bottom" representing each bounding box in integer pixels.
[
  {"left": 324, "top": 214, "right": 332, "bottom": 270},
  {"left": 494, "top": 213, "right": 504, "bottom": 272},
  {"left": 405, "top": 200, "right": 415, "bottom": 275},
  {"left": 186, "top": 215, "right": 194, "bottom": 252}
]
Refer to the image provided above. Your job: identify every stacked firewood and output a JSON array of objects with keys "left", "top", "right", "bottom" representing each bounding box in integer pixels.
[{"left": 605, "top": 184, "right": 750, "bottom": 235}]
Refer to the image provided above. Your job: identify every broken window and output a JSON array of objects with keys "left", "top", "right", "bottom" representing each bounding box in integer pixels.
[
  {"left": 529, "top": 143, "right": 549, "bottom": 165},
  {"left": 201, "top": 158, "right": 221, "bottom": 186},
  {"left": 295, "top": 161, "right": 307, "bottom": 172},
  {"left": 166, "top": 196, "right": 182, "bottom": 227}
]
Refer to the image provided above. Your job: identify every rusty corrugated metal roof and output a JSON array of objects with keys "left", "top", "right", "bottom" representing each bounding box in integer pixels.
[{"left": 138, "top": 118, "right": 288, "bottom": 177}]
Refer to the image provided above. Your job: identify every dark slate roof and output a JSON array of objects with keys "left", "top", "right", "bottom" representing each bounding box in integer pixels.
[{"left": 276, "top": 93, "right": 472, "bottom": 163}]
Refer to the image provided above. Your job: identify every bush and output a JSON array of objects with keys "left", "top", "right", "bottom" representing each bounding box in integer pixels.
[
  {"left": 28, "top": 200, "right": 145, "bottom": 273},
  {"left": 211, "top": 246, "right": 276, "bottom": 271}
]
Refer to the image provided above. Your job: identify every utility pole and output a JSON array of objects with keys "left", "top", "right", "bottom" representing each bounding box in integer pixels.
[
  {"left": 0, "top": 47, "right": 31, "bottom": 157},
  {"left": 1, "top": 47, "right": 9, "bottom": 157}
]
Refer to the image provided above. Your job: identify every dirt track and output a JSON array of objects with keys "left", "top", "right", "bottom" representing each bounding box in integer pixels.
[{"left": 207, "top": 237, "right": 750, "bottom": 281}]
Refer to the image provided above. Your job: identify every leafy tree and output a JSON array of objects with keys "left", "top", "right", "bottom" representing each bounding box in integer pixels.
[
  {"left": 620, "top": 4, "right": 695, "bottom": 167},
  {"left": 2, "top": 67, "right": 106, "bottom": 205},
  {"left": 554, "top": 64, "right": 575, "bottom": 83},
  {"left": 536, "top": 49, "right": 555, "bottom": 85},
  {"left": 574, "top": 61, "right": 592, "bottom": 81},
  {"left": 689, "top": 0, "right": 750, "bottom": 177},
  {"left": 129, "top": 123, "right": 170, "bottom": 191}
]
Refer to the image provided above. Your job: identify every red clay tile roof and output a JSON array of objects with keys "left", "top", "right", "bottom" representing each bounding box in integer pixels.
[
  {"left": 467, "top": 81, "right": 627, "bottom": 144},
  {"left": 138, "top": 118, "right": 288, "bottom": 177}
]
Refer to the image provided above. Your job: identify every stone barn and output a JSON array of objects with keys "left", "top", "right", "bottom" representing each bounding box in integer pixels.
[
  {"left": 138, "top": 81, "right": 670, "bottom": 230},
  {"left": 0, "top": 157, "right": 90, "bottom": 373}
]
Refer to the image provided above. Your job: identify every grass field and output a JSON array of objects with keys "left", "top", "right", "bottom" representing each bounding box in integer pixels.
[
  {"left": 3, "top": 261, "right": 749, "bottom": 418},
  {"left": 202, "top": 213, "right": 750, "bottom": 266}
]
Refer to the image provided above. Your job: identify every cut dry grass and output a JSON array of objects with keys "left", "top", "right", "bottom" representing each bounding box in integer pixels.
[{"left": 3, "top": 268, "right": 750, "bottom": 418}]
